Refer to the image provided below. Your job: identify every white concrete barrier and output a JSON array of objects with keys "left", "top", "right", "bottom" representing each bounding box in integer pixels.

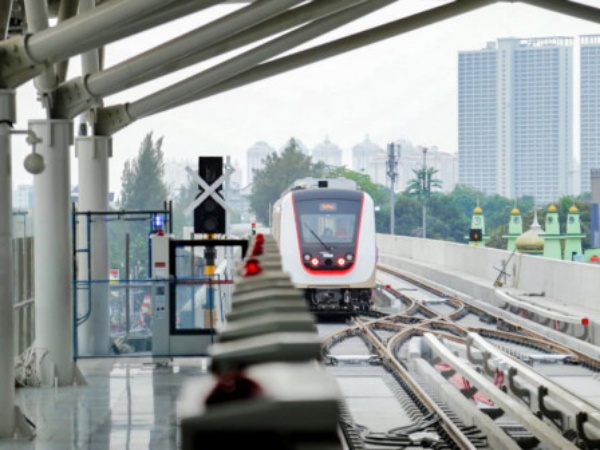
[{"left": 376, "top": 234, "right": 600, "bottom": 314}]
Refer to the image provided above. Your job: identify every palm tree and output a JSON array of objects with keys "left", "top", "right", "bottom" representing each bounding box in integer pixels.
[
  {"left": 406, "top": 167, "right": 443, "bottom": 200},
  {"left": 405, "top": 167, "right": 442, "bottom": 238}
]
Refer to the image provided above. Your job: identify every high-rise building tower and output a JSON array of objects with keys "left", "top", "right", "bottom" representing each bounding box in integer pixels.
[
  {"left": 246, "top": 141, "right": 275, "bottom": 187},
  {"left": 458, "top": 37, "right": 574, "bottom": 204},
  {"left": 351, "top": 135, "right": 385, "bottom": 185},
  {"left": 312, "top": 136, "right": 343, "bottom": 167},
  {"left": 591, "top": 168, "right": 600, "bottom": 248},
  {"left": 580, "top": 35, "right": 600, "bottom": 195},
  {"left": 458, "top": 41, "right": 498, "bottom": 196}
]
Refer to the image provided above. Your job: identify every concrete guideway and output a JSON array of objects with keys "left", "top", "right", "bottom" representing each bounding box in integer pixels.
[{"left": 376, "top": 234, "right": 600, "bottom": 346}]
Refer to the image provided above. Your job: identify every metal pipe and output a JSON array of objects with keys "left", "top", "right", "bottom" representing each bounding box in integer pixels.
[
  {"left": 54, "top": 0, "right": 80, "bottom": 83},
  {"left": 88, "top": 0, "right": 306, "bottom": 97},
  {"left": 422, "top": 147, "right": 428, "bottom": 239},
  {"left": 0, "top": 0, "right": 12, "bottom": 40},
  {"left": 171, "top": 0, "right": 498, "bottom": 109},
  {"left": 92, "top": 0, "right": 364, "bottom": 95},
  {"left": 521, "top": 0, "right": 600, "bottom": 24},
  {"left": 0, "top": 93, "right": 15, "bottom": 437},
  {"left": 24, "top": 0, "right": 59, "bottom": 94},
  {"left": 127, "top": 0, "right": 398, "bottom": 120},
  {"left": 25, "top": 0, "right": 178, "bottom": 63},
  {"left": 125, "top": 233, "right": 130, "bottom": 336}
]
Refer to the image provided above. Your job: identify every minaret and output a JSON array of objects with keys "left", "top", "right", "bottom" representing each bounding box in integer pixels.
[
  {"left": 564, "top": 204, "right": 585, "bottom": 261},
  {"left": 468, "top": 205, "right": 488, "bottom": 247},
  {"left": 503, "top": 205, "right": 523, "bottom": 252},
  {"left": 543, "top": 204, "right": 562, "bottom": 260}
]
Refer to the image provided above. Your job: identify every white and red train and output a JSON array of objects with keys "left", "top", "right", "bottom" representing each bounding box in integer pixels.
[{"left": 271, "top": 177, "right": 377, "bottom": 314}]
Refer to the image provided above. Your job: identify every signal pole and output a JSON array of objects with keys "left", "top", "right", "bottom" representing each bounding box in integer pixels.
[
  {"left": 421, "top": 146, "right": 428, "bottom": 239},
  {"left": 386, "top": 143, "right": 400, "bottom": 235}
]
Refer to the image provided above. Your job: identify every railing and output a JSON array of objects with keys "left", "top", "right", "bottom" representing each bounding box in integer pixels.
[{"left": 12, "top": 237, "right": 35, "bottom": 355}]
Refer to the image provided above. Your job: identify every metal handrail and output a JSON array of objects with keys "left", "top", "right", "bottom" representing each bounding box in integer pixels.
[{"left": 13, "top": 298, "right": 34, "bottom": 310}]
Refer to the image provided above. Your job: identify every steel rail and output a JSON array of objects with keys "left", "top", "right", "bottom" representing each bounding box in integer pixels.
[
  {"left": 469, "top": 332, "right": 600, "bottom": 439},
  {"left": 424, "top": 332, "right": 579, "bottom": 450},
  {"left": 352, "top": 317, "right": 482, "bottom": 449}
]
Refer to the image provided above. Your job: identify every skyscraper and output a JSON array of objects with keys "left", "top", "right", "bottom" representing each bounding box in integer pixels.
[
  {"left": 246, "top": 141, "right": 275, "bottom": 187},
  {"left": 351, "top": 135, "right": 385, "bottom": 185},
  {"left": 312, "top": 136, "right": 343, "bottom": 167},
  {"left": 458, "top": 41, "right": 498, "bottom": 196},
  {"left": 459, "top": 37, "right": 574, "bottom": 204},
  {"left": 581, "top": 35, "right": 600, "bottom": 195}
]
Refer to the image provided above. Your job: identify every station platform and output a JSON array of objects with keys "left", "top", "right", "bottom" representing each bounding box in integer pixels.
[{"left": 2, "top": 357, "right": 209, "bottom": 450}]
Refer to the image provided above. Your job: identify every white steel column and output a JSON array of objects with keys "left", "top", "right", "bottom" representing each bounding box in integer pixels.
[
  {"left": 30, "top": 119, "right": 76, "bottom": 386},
  {"left": 0, "top": 90, "right": 16, "bottom": 437},
  {"left": 76, "top": 136, "right": 111, "bottom": 356}
]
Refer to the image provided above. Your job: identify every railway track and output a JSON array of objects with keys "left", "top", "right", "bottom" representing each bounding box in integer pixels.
[{"left": 319, "top": 265, "right": 600, "bottom": 449}]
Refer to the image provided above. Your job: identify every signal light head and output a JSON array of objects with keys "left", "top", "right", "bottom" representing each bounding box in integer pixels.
[
  {"left": 243, "top": 259, "right": 262, "bottom": 276},
  {"left": 251, "top": 244, "right": 263, "bottom": 256},
  {"left": 205, "top": 371, "right": 264, "bottom": 405}
]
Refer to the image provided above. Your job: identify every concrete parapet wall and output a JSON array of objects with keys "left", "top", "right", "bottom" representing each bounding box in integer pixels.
[{"left": 376, "top": 234, "right": 600, "bottom": 313}]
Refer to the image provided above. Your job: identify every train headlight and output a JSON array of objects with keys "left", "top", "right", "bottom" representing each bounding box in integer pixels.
[
  {"left": 303, "top": 253, "right": 311, "bottom": 262},
  {"left": 310, "top": 257, "right": 320, "bottom": 267},
  {"left": 336, "top": 257, "right": 346, "bottom": 267},
  {"left": 345, "top": 253, "right": 354, "bottom": 262}
]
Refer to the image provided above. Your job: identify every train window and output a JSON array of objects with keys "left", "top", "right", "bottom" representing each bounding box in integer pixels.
[{"left": 295, "top": 199, "right": 360, "bottom": 245}]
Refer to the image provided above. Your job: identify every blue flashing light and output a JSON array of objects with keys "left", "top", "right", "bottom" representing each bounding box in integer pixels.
[{"left": 153, "top": 214, "right": 164, "bottom": 231}]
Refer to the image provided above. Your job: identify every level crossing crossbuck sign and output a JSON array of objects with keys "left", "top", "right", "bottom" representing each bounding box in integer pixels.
[{"left": 184, "top": 157, "right": 232, "bottom": 234}]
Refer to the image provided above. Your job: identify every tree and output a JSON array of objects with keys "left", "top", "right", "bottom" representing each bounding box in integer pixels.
[
  {"left": 110, "top": 132, "right": 169, "bottom": 277},
  {"left": 171, "top": 172, "right": 198, "bottom": 239},
  {"left": 405, "top": 167, "right": 443, "bottom": 200},
  {"left": 323, "top": 165, "right": 390, "bottom": 232},
  {"left": 249, "top": 138, "right": 324, "bottom": 224},
  {"left": 392, "top": 193, "right": 422, "bottom": 236},
  {"left": 118, "top": 132, "right": 168, "bottom": 211},
  {"left": 323, "top": 166, "right": 388, "bottom": 204},
  {"left": 426, "top": 194, "right": 470, "bottom": 241}
]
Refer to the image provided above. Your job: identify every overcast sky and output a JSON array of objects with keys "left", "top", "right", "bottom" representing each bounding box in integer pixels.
[{"left": 10, "top": 0, "right": 600, "bottom": 193}]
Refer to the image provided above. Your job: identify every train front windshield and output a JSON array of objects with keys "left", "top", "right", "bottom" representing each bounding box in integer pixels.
[{"left": 295, "top": 198, "right": 361, "bottom": 245}]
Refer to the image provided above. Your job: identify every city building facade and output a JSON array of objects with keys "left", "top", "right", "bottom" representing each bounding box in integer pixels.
[
  {"left": 311, "top": 136, "right": 343, "bottom": 167},
  {"left": 246, "top": 141, "right": 275, "bottom": 187},
  {"left": 459, "top": 37, "right": 574, "bottom": 205},
  {"left": 351, "top": 135, "right": 386, "bottom": 185},
  {"left": 395, "top": 145, "right": 458, "bottom": 194},
  {"left": 581, "top": 35, "right": 600, "bottom": 195}
]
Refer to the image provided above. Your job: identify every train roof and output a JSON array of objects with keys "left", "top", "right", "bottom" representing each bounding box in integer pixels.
[
  {"left": 282, "top": 177, "right": 358, "bottom": 194},
  {"left": 291, "top": 188, "right": 363, "bottom": 201}
]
